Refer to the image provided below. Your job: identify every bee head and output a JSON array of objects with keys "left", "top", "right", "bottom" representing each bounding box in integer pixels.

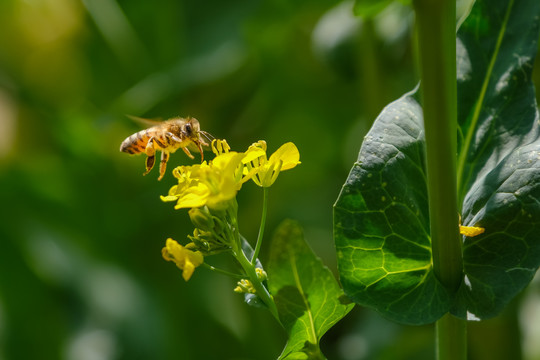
[{"left": 184, "top": 118, "right": 201, "bottom": 140}]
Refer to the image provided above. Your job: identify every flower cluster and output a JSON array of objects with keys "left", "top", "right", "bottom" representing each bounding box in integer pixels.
[
  {"left": 161, "top": 139, "right": 300, "bottom": 281},
  {"left": 161, "top": 139, "right": 299, "bottom": 210}
]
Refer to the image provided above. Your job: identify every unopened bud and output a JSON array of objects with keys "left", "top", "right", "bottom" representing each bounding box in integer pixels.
[
  {"left": 189, "top": 207, "right": 215, "bottom": 231},
  {"left": 234, "top": 279, "right": 256, "bottom": 294},
  {"left": 255, "top": 268, "right": 267, "bottom": 282}
]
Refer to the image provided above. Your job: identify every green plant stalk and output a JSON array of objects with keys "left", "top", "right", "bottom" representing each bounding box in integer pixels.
[
  {"left": 235, "top": 242, "right": 280, "bottom": 321},
  {"left": 413, "top": 0, "right": 465, "bottom": 359},
  {"left": 226, "top": 201, "right": 280, "bottom": 321},
  {"left": 251, "top": 187, "right": 269, "bottom": 265},
  {"left": 437, "top": 314, "right": 467, "bottom": 360}
]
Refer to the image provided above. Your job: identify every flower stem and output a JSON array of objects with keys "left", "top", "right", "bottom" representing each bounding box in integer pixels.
[
  {"left": 227, "top": 197, "right": 279, "bottom": 321},
  {"left": 252, "top": 187, "right": 269, "bottom": 265},
  {"left": 235, "top": 243, "right": 280, "bottom": 321},
  {"left": 201, "top": 263, "right": 244, "bottom": 278}
]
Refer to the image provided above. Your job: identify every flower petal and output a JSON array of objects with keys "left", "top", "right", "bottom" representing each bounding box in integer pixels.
[
  {"left": 268, "top": 142, "right": 300, "bottom": 170},
  {"left": 162, "top": 238, "right": 204, "bottom": 281},
  {"left": 182, "top": 261, "right": 196, "bottom": 281},
  {"left": 161, "top": 195, "right": 179, "bottom": 202},
  {"left": 242, "top": 147, "right": 266, "bottom": 164}
]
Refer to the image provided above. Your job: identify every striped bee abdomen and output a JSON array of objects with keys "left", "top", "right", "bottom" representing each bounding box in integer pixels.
[
  {"left": 120, "top": 129, "right": 151, "bottom": 154},
  {"left": 120, "top": 128, "right": 176, "bottom": 154}
]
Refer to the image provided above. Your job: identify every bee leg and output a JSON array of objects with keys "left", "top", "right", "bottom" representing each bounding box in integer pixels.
[
  {"left": 196, "top": 142, "right": 204, "bottom": 162},
  {"left": 181, "top": 146, "right": 195, "bottom": 159},
  {"left": 144, "top": 156, "right": 156, "bottom": 176},
  {"left": 144, "top": 137, "right": 156, "bottom": 176},
  {"left": 165, "top": 132, "right": 183, "bottom": 143},
  {"left": 158, "top": 152, "right": 169, "bottom": 181}
]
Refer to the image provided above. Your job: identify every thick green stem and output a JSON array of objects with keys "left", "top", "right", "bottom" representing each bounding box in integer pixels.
[
  {"left": 413, "top": 0, "right": 466, "bottom": 359},
  {"left": 414, "top": 0, "right": 462, "bottom": 290},
  {"left": 437, "top": 314, "right": 467, "bottom": 360}
]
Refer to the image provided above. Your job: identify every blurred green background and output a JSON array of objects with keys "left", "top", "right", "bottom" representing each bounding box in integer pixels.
[{"left": 1, "top": 0, "right": 540, "bottom": 359}]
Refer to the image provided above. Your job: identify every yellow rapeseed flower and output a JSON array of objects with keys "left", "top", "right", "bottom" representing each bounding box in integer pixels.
[
  {"left": 161, "top": 150, "right": 246, "bottom": 210},
  {"left": 161, "top": 163, "right": 209, "bottom": 208},
  {"left": 243, "top": 141, "right": 301, "bottom": 187},
  {"left": 162, "top": 238, "right": 204, "bottom": 281},
  {"left": 161, "top": 139, "right": 301, "bottom": 209}
]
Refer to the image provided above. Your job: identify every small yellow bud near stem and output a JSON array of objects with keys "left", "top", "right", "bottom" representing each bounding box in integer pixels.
[
  {"left": 234, "top": 279, "right": 257, "bottom": 294},
  {"left": 255, "top": 268, "right": 267, "bottom": 282},
  {"left": 459, "top": 225, "right": 485, "bottom": 237},
  {"left": 458, "top": 214, "right": 485, "bottom": 237}
]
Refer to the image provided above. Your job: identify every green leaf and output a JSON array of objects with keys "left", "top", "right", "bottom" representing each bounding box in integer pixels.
[
  {"left": 453, "top": 0, "right": 540, "bottom": 320},
  {"left": 334, "top": 90, "right": 451, "bottom": 325},
  {"left": 335, "top": 0, "right": 540, "bottom": 325},
  {"left": 267, "top": 220, "right": 354, "bottom": 360}
]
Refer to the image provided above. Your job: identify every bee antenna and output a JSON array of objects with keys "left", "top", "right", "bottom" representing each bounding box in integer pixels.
[{"left": 200, "top": 131, "right": 214, "bottom": 143}]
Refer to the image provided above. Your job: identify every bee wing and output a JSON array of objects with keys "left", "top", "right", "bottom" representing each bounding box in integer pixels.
[
  {"left": 126, "top": 114, "right": 164, "bottom": 127},
  {"left": 185, "top": 142, "right": 202, "bottom": 153}
]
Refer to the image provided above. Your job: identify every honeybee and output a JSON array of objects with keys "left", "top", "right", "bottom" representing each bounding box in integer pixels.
[{"left": 120, "top": 116, "right": 212, "bottom": 180}]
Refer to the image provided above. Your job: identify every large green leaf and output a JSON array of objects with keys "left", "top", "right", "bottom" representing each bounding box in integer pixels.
[
  {"left": 453, "top": 0, "right": 540, "bottom": 319},
  {"left": 334, "top": 90, "right": 450, "bottom": 325},
  {"left": 267, "top": 220, "right": 354, "bottom": 360},
  {"left": 334, "top": 0, "right": 540, "bottom": 324}
]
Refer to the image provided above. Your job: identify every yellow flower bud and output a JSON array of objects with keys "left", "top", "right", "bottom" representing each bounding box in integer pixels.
[
  {"left": 188, "top": 207, "right": 215, "bottom": 232},
  {"left": 255, "top": 268, "right": 267, "bottom": 282},
  {"left": 234, "top": 279, "right": 257, "bottom": 294}
]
